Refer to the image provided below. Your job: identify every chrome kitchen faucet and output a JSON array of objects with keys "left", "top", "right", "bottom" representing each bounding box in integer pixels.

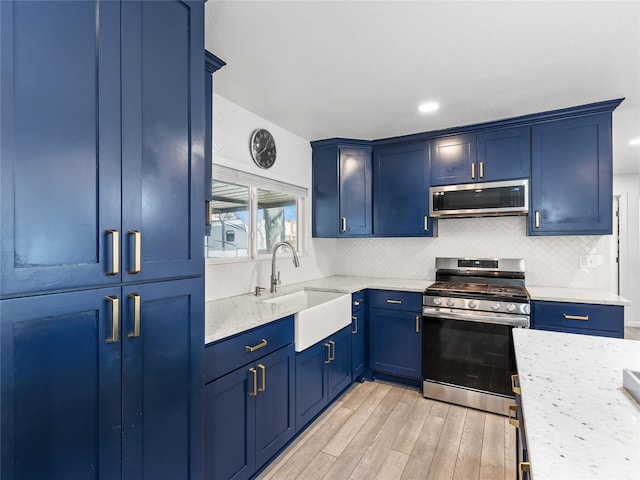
[{"left": 270, "top": 241, "right": 300, "bottom": 293}]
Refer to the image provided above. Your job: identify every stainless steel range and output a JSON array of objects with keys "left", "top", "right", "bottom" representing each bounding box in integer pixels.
[{"left": 422, "top": 258, "right": 530, "bottom": 415}]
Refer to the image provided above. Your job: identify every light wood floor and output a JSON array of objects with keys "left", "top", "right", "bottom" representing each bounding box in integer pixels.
[
  {"left": 625, "top": 326, "right": 640, "bottom": 340},
  {"left": 258, "top": 381, "right": 516, "bottom": 480}
]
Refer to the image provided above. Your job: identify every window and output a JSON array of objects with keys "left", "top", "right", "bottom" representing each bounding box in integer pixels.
[{"left": 205, "top": 166, "right": 307, "bottom": 260}]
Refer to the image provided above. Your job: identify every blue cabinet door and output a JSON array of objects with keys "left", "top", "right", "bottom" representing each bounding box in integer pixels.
[
  {"left": 295, "top": 341, "right": 328, "bottom": 430},
  {"left": 0, "top": 0, "right": 122, "bottom": 297},
  {"left": 328, "top": 327, "right": 353, "bottom": 399},
  {"left": 369, "top": 308, "right": 422, "bottom": 380},
  {"left": 121, "top": 0, "right": 204, "bottom": 282},
  {"left": 255, "top": 345, "right": 296, "bottom": 468},
  {"left": 476, "top": 126, "right": 531, "bottom": 182},
  {"left": 530, "top": 114, "right": 613, "bottom": 235},
  {"left": 1, "top": 289, "right": 122, "bottom": 480},
  {"left": 339, "top": 147, "right": 373, "bottom": 235},
  {"left": 205, "top": 366, "right": 255, "bottom": 480},
  {"left": 430, "top": 134, "right": 476, "bottom": 186},
  {"left": 373, "top": 142, "right": 435, "bottom": 236},
  {"left": 122, "top": 277, "right": 204, "bottom": 480}
]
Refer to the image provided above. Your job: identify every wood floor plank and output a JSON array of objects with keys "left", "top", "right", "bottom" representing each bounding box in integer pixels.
[
  {"left": 322, "top": 385, "right": 405, "bottom": 480},
  {"left": 453, "top": 408, "right": 486, "bottom": 480},
  {"left": 479, "top": 412, "right": 506, "bottom": 480},
  {"left": 428, "top": 398, "right": 451, "bottom": 419},
  {"left": 375, "top": 450, "right": 410, "bottom": 480},
  {"left": 400, "top": 413, "right": 446, "bottom": 479},
  {"left": 392, "top": 396, "right": 433, "bottom": 455},
  {"left": 261, "top": 406, "right": 353, "bottom": 480},
  {"left": 298, "top": 452, "right": 337, "bottom": 480},
  {"left": 341, "top": 379, "right": 377, "bottom": 411},
  {"left": 425, "top": 404, "right": 467, "bottom": 480},
  {"left": 348, "top": 388, "right": 418, "bottom": 479},
  {"left": 322, "top": 382, "right": 392, "bottom": 458},
  {"left": 504, "top": 415, "right": 516, "bottom": 480}
]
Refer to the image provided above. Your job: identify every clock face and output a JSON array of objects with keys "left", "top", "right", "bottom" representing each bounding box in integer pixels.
[{"left": 250, "top": 129, "right": 277, "bottom": 169}]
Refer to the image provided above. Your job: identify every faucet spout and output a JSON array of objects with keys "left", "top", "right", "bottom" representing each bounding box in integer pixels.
[{"left": 270, "top": 241, "right": 300, "bottom": 293}]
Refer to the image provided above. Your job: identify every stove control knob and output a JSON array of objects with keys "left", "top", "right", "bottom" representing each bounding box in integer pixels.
[
  {"left": 446, "top": 299, "right": 455, "bottom": 307},
  {"left": 491, "top": 302, "right": 501, "bottom": 311},
  {"left": 506, "top": 303, "right": 516, "bottom": 313},
  {"left": 468, "top": 300, "right": 477, "bottom": 309},
  {"left": 433, "top": 298, "right": 442, "bottom": 306}
]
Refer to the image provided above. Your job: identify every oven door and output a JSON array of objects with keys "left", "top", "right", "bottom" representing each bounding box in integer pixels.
[{"left": 422, "top": 308, "right": 528, "bottom": 414}]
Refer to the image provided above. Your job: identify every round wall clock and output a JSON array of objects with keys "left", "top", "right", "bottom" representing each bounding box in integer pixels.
[{"left": 250, "top": 129, "right": 277, "bottom": 169}]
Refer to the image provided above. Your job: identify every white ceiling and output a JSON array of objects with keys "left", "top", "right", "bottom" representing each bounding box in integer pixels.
[{"left": 205, "top": 1, "right": 640, "bottom": 175}]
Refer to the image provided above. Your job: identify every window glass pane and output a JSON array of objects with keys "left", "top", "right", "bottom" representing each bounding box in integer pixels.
[
  {"left": 205, "top": 180, "right": 249, "bottom": 258},
  {"left": 257, "top": 188, "right": 297, "bottom": 255}
]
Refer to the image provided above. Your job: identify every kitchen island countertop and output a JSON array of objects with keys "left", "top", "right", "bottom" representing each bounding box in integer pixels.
[{"left": 513, "top": 328, "right": 640, "bottom": 480}]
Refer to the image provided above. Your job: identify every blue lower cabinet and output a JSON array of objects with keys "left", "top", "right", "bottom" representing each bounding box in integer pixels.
[
  {"left": 295, "top": 326, "right": 352, "bottom": 430},
  {"left": 532, "top": 300, "right": 624, "bottom": 338},
  {"left": 369, "top": 308, "right": 422, "bottom": 381},
  {"left": 351, "top": 297, "right": 367, "bottom": 381},
  {"left": 1, "top": 277, "right": 203, "bottom": 480},
  {"left": 205, "top": 344, "right": 295, "bottom": 480}
]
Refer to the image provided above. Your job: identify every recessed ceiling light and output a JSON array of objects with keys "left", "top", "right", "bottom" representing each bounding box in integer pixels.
[
  {"left": 418, "top": 102, "right": 440, "bottom": 113},
  {"left": 629, "top": 138, "right": 640, "bottom": 146}
]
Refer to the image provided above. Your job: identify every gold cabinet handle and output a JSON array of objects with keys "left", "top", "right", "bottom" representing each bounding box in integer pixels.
[
  {"left": 248, "top": 368, "right": 258, "bottom": 397},
  {"left": 386, "top": 299, "right": 402, "bottom": 305},
  {"left": 519, "top": 462, "right": 531, "bottom": 480},
  {"left": 341, "top": 217, "right": 347, "bottom": 232},
  {"left": 128, "top": 293, "right": 141, "bottom": 338},
  {"left": 353, "top": 299, "right": 363, "bottom": 306},
  {"left": 563, "top": 313, "right": 589, "bottom": 321},
  {"left": 106, "top": 296, "right": 119, "bottom": 343},
  {"left": 479, "top": 161, "right": 484, "bottom": 179},
  {"left": 352, "top": 316, "right": 358, "bottom": 334},
  {"left": 424, "top": 215, "right": 429, "bottom": 232},
  {"left": 535, "top": 211, "right": 540, "bottom": 229},
  {"left": 106, "top": 229, "right": 119, "bottom": 275},
  {"left": 511, "top": 374, "right": 521, "bottom": 395},
  {"left": 508, "top": 404, "right": 520, "bottom": 429},
  {"left": 257, "top": 364, "right": 266, "bottom": 393},
  {"left": 324, "top": 343, "right": 331, "bottom": 363},
  {"left": 415, "top": 315, "right": 420, "bottom": 333},
  {"left": 245, "top": 339, "right": 267, "bottom": 352},
  {"left": 128, "top": 230, "right": 141, "bottom": 274},
  {"left": 329, "top": 340, "right": 336, "bottom": 361},
  {"left": 471, "top": 162, "right": 476, "bottom": 179}
]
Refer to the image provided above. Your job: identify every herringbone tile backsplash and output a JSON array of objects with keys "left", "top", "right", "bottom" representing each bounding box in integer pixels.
[{"left": 335, "top": 216, "right": 611, "bottom": 289}]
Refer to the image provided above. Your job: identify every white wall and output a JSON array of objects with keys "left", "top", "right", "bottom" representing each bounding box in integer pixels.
[
  {"left": 205, "top": 94, "right": 337, "bottom": 301},
  {"left": 614, "top": 174, "right": 640, "bottom": 326}
]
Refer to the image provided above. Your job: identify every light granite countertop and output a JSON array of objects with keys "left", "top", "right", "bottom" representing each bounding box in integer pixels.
[
  {"left": 204, "top": 275, "right": 431, "bottom": 344},
  {"left": 527, "top": 286, "right": 630, "bottom": 306},
  {"left": 513, "top": 329, "right": 640, "bottom": 480}
]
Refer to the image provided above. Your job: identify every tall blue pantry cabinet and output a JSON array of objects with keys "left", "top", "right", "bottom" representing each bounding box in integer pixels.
[{"left": 0, "top": 1, "right": 206, "bottom": 479}]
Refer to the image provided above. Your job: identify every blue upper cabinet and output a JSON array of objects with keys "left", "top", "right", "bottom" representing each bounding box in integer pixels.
[
  {"left": 529, "top": 113, "right": 613, "bottom": 235},
  {"left": 1, "top": 0, "right": 204, "bottom": 297},
  {"left": 373, "top": 141, "right": 436, "bottom": 236},
  {"left": 312, "top": 140, "right": 372, "bottom": 237},
  {"left": 430, "top": 126, "right": 530, "bottom": 185},
  {"left": 0, "top": 0, "right": 122, "bottom": 296}
]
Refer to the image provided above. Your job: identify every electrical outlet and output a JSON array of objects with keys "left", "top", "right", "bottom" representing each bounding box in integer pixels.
[{"left": 579, "top": 255, "right": 599, "bottom": 268}]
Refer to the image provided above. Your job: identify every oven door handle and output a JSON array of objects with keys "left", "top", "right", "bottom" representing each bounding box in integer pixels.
[{"left": 423, "top": 308, "right": 529, "bottom": 328}]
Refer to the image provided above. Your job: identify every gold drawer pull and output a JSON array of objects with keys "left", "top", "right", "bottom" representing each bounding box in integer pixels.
[
  {"left": 352, "top": 316, "right": 358, "bottom": 334},
  {"left": 535, "top": 211, "right": 540, "bottom": 229},
  {"left": 128, "top": 230, "right": 141, "bottom": 274},
  {"left": 353, "top": 299, "right": 363, "bottom": 306},
  {"left": 245, "top": 338, "right": 268, "bottom": 352},
  {"left": 249, "top": 368, "right": 257, "bottom": 397},
  {"left": 519, "top": 461, "right": 531, "bottom": 480},
  {"left": 511, "top": 374, "right": 521, "bottom": 395},
  {"left": 328, "top": 340, "right": 335, "bottom": 361},
  {"left": 415, "top": 315, "right": 420, "bottom": 333},
  {"left": 479, "top": 161, "right": 484, "bottom": 179},
  {"left": 508, "top": 404, "right": 520, "bottom": 429},
  {"left": 471, "top": 162, "right": 476, "bottom": 179},
  {"left": 324, "top": 343, "right": 331, "bottom": 363},
  {"left": 562, "top": 313, "right": 589, "bottom": 321},
  {"left": 128, "top": 293, "right": 141, "bottom": 338},
  {"left": 106, "top": 229, "right": 119, "bottom": 275},
  {"left": 386, "top": 299, "right": 402, "bottom": 304}
]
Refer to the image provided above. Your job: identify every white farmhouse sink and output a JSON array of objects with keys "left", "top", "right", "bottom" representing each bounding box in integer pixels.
[{"left": 262, "top": 290, "right": 351, "bottom": 352}]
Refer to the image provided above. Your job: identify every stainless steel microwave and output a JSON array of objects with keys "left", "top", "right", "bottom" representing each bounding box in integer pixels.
[{"left": 429, "top": 179, "right": 529, "bottom": 218}]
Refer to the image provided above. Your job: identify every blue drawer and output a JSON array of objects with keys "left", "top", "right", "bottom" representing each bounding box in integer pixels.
[
  {"left": 368, "top": 289, "right": 422, "bottom": 312},
  {"left": 205, "top": 315, "right": 294, "bottom": 383},
  {"left": 532, "top": 301, "right": 623, "bottom": 338}
]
